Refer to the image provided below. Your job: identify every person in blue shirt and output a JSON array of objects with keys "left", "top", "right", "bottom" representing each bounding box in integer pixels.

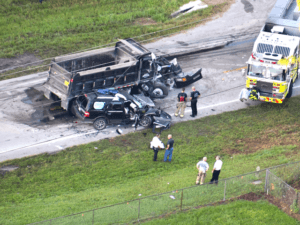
[{"left": 164, "top": 134, "right": 174, "bottom": 162}]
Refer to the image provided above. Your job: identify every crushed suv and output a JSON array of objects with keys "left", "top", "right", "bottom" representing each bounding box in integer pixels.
[{"left": 72, "top": 89, "right": 172, "bottom": 131}]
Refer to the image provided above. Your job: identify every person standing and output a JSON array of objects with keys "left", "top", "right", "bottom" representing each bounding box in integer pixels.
[
  {"left": 189, "top": 86, "right": 201, "bottom": 117},
  {"left": 210, "top": 156, "right": 223, "bottom": 184},
  {"left": 164, "top": 134, "right": 174, "bottom": 162},
  {"left": 196, "top": 157, "right": 209, "bottom": 185},
  {"left": 175, "top": 88, "right": 187, "bottom": 118},
  {"left": 150, "top": 134, "right": 164, "bottom": 161}
]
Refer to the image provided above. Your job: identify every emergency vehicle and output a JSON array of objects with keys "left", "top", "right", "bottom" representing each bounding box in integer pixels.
[{"left": 243, "top": 0, "right": 300, "bottom": 104}]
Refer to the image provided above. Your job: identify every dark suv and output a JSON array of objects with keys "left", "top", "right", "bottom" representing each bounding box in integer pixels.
[{"left": 72, "top": 89, "right": 172, "bottom": 130}]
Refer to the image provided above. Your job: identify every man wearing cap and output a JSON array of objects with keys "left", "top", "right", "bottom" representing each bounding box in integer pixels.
[
  {"left": 196, "top": 157, "right": 209, "bottom": 185},
  {"left": 210, "top": 156, "right": 223, "bottom": 184},
  {"left": 175, "top": 88, "right": 187, "bottom": 118},
  {"left": 190, "top": 86, "right": 201, "bottom": 117}
]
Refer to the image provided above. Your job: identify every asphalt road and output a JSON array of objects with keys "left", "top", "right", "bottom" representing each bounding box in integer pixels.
[
  {"left": 2, "top": 38, "right": 300, "bottom": 162},
  {"left": 0, "top": 0, "right": 281, "bottom": 162}
]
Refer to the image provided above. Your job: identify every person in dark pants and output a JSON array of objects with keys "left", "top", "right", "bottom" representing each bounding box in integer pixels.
[
  {"left": 164, "top": 134, "right": 174, "bottom": 162},
  {"left": 150, "top": 134, "right": 164, "bottom": 161},
  {"left": 39, "top": 0, "right": 43, "bottom": 3},
  {"left": 189, "top": 86, "right": 200, "bottom": 117},
  {"left": 209, "top": 156, "right": 223, "bottom": 184}
]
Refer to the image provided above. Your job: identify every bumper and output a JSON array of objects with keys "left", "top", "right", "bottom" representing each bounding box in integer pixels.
[
  {"left": 258, "top": 96, "right": 283, "bottom": 104},
  {"left": 174, "top": 68, "right": 202, "bottom": 88}
]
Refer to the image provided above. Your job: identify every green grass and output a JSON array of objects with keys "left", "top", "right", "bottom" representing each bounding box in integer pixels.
[
  {"left": 0, "top": 0, "right": 226, "bottom": 59},
  {"left": 142, "top": 200, "right": 300, "bottom": 225},
  {"left": 2, "top": 96, "right": 300, "bottom": 224}
]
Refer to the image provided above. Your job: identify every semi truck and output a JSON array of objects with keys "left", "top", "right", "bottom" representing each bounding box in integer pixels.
[
  {"left": 243, "top": 0, "right": 300, "bottom": 103},
  {"left": 43, "top": 38, "right": 202, "bottom": 112}
]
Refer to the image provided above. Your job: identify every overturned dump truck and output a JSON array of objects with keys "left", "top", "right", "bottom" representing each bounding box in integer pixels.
[{"left": 43, "top": 39, "right": 202, "bottom": 112}]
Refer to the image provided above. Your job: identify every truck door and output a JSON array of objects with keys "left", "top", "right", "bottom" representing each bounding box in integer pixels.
[{"left": 106, "top": 101, "right": 124, "bottom": 123}]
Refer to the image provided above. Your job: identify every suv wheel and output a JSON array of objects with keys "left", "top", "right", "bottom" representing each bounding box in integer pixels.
[
  {"left": 93, "top": 118, "right": 107, "bottom": 130},
  {"left": 139, "top": 116, "right": 152, "bottom": 127}
]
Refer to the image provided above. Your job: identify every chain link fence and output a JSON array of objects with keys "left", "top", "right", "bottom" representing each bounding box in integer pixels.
[{"left": 28, "top": 161, "right": 300, "bottom": 225}]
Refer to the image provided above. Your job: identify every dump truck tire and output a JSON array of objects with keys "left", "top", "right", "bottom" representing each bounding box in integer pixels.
[{"left": 149, "top": 82, "right": 168, "bottom": 98}]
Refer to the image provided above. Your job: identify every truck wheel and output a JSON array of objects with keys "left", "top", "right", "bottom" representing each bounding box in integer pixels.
[
  {"left": 93, "top": 118, "right": 107, "bottom": 130},
  {"left": 286, "top": 82, "right": 293, "bottom": 98},
  {"left": 139, "top": 116, "right": 152, "bottom": 127},
  {"left": 150, "top": 82, "right": 168, "bottom": 97}
]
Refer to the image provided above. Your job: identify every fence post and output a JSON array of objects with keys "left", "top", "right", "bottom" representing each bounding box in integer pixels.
[
  {"left": 223, "top": 180, "right": 226, "bottom": 201},
  {"left": 264, "top": 169, "right": 269, "bottom": 194},
  {"left": 92, "top": 209, "right": 94, "bottom": 225},
  {"left": 138, "top": 198, "right": 141, "bottom": 222},
  {"left": 180, "top": 189, "right": 183, "bottom": 211}
]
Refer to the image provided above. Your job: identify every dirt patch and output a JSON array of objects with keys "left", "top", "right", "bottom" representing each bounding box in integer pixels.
[
  {"left": 134, "top": 18, "right": 157, "bottom": 26},
  {"left": 0, "top": 53, "right": 41, "bottom": 73},
  {"left": 223, "top": 124, "right": 300, "bottom": 155},
  {"left": 290, "top": 180, "right": 300, "bottom": 191},
  {"left": 237, "top": 192, "right": 262, "bottom": 201}
]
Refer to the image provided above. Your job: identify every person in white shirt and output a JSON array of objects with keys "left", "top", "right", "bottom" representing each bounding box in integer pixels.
[
  {"left": 209, "top": 156, "right": 223, "bottom": 184},
  {"left": 196, "top": 157, "right": 209, "bottom": 185},
  {"left": 150, "top": 134, "right": 164, "bottom": 161}
]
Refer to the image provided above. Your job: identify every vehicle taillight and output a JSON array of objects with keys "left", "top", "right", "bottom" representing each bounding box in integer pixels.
[
  {"left": 251, "top": 53, "right": 256, "bottom": 59},
  {"left": 84, "top": 111, "right": 90, "bottom": 117},
  {"left": 273, "top": 94, "right": 276, "bottom": 97},
  {"left": 259, "top": 60, "right": 264, "bottom": 63},
  {"left": 70, "top": 79, "right": 73, "bottom": 83},
  {"left": 249, "top": 80, "right": 256, "bottom": 86},
  {"left": 272, "top": 62, "right": 277, "bottom": 64},
  {"left": 84, "top": 94, "right": 87, "bottom": 97}
]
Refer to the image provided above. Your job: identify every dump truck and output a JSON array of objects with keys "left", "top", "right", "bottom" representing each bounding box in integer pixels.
[
  {"left": 243, "top": 0, "right": 300, "bottom": 103},
  {"left": 43, "top": 38, "right": 202, "bottom": 111}
]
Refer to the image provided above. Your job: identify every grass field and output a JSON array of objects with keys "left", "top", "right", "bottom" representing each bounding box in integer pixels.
[
  {"left": 143, "top": 200, "right": 300, "bottom": 225},
  {"left": 0, "top": 0, "right": 227, "bottom": 59},
  {"left": 2, "top": 95, "right": 300, "bottom": 224}
]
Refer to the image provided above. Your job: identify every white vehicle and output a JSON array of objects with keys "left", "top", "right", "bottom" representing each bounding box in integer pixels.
[{"left": 243, "top": 0, "right": 300, "bottom": 103}]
